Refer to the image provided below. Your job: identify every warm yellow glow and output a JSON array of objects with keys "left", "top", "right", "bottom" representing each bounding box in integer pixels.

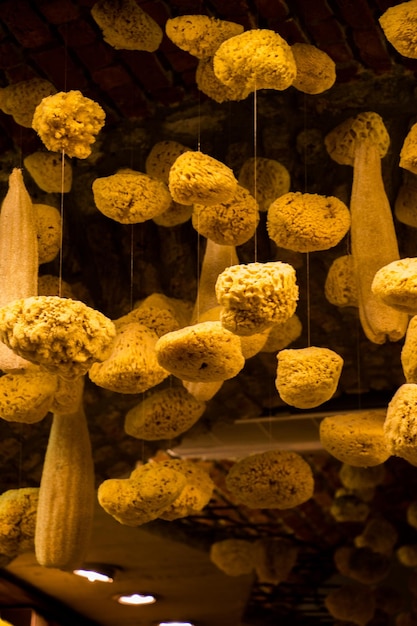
[
  {"left": 115, "top": 593, "right": 156, "bottom": 605},
  {"left": 73, "top": 568, "right": 114, "bottom": 583}
]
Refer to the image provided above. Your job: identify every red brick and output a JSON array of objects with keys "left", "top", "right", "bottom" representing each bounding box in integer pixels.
[
  {"left": 30, "top": 46, "right": 88, "bottom": 90},
  {"left": 92, "top": 64, "right": 133, "bottom": 91},
  {"left": 337, "top": 0, "right": 376, "bottom": 29},
  {"left": 106, "top": 83, "right": 150, "bottom": 118},
  {"left": 374, "top": 0, "right": 396, "bottom": 11},
  {"left": 253, "top": 0, "right": 289, "bottom": 21},
  {"left": 320, "top": 40, "right": 355, "bottom": 63},
  {"left": 0, "top": 0, "right": 53, "bottom": 48},
  {"left": 0, "top": 41, "right": 24, "bottom": 70},
  {"left": 120, "top": 50, "right": 172, "bottom": 91},
  {"left": 165, "top": 0, "right": 209, "bottom": 14},
  {"left": 309, "top": 17, "right": 346, "bottom": 45},
  {"left": 75, "top": 41, "right": 115, "bottom": 72},
  {"left": 152, "top": 85, "right": 185, "bottom": 106},
  {"left": 58, "top": 19, "right": 97, "bottom": 47},
  {"left": 275, "top": 18, "right": 309, "bottom": 44},
  {"left": 353, "top": 27, "right": 393, "bottom": 71},
  {"left": 291, "top": 0, "right": 334, "bottom": 23},
  {"left": 5, "top": 65, "right": 39, "bottom": 83},
  {"left": 37, "top": 0, "right": 80, "bottom": 24},
  {"left": 137, "top": 0, "right": 170, "bottom": 27},
  {"left": 160, "top": 44, "right": 198, "bottom": 73}
]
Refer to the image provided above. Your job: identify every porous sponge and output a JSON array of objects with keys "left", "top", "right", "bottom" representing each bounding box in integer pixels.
[
  {"left": 192, "top": 184, "right": 259, "bottom": 246},
  {"left": 32, "top": 90, "right": 105, "bottom": 159},
  {"left": 319, "top": 409, "right": 390, "bottom": 467},
  {"left": 0, "top": 78, "right": 56, "bottom": 127},
  {"left": 168, "top": 151, "right": 238, "bottom": 206},
  {"left": 276, "top": 346, "right": 343, "bottom": 409},
  {"left": 400, "top": 123, "right": 417, "bottom": 174},
  {"left": 252, "top": 537, "right": 298, "bottom": 584},
  {"left": 89, "top": 322, "right": 169, "bottom": 394},
  {"left": 213, "top": 29, "right": 296, "bottom": 92},
  {"left": 372, "top": 258, "right": 417, "bottom": 314},
  {"left": 401, "top": 316, "right": 417, "bottom": 383},
  {"left": 155, "top": 321, "right": 245, "bottom": 382},
  {"left": 115, "top": 293, "right": 187, "bottom": 337},
  {"left": 355, "top": 518, "right": 398, "bottom": 555},
  {"left": 24, "top": 152, "right": 72, "bottom": 193},
  {"left": 209, "top": 539, "right": 255, "bottom": 576},
  {"left": 267, "top": 192, "right": 351, "bottom": 252},
  {"left": 156, "top": 458, "right": 214, "bottom": 520},
  {"left": 225, "top": 450, "right": 314, "bottom": 509},
  {"left": 0, "top": 366, "right": 57, "bottom": 424},
  {"left": 379, "top": 0, "right": 417, "bottom": 58},
  {"left": 324, "top": 111, "right": 389, "bottom": 166},
  {"left": 325, "top": 255, "right": 359, "bottom": 308},
  {"left": 0, "top": 487, "right": 39, "bottom": 560},
  {"left": 196, "top": 57, "right": 252, "bottom": 103},
  {"left": 93, "top": 169, "right": 171, "bottom": 224},
  {"left": 215, "top": 261, "right": 299, "bottom": 336},
  {"left": 238, "top": 157, "right": 291, "bottom": 212},
  {"left": 34, "top": 204, "right": 62, "bottom": 265},
  {"left": 0, "top": 296, "right": 116, "bottom": 379},
  {"left": 325, "top": 583, "right": 375, "bottom": 625},
  {"left": 339, "top": 463, "right": 386, "bottom": 489},
  {"left": 91, "top": 0, "right": 162, "bottom": 51},
  {"left": 291, "top": 43, "right": 336, "bottom": 94},
  {"left": 261, "top": 314, "right": 302, "bottom": 353},
  {"left": 384, "top": 383, "right": 417, "bottom": 465},
  {"left": 124, "top": 386, "right": 206, "bottom": 440},
  {"left": 146, "top": 140, "right": 191, "bottom": 183},
  {"left": 166, "top": 15, "right": 244, "bottom": 59}
]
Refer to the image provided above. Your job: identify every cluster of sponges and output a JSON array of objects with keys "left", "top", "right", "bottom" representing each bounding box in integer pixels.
[
  {"left": 225, "top": 450, "right": 314, "bottom": 509},
  {"left": 32, "top": 90, "right": 105, "bottom": 159},
  {"left": 98, "top": 459, "right": 214, "bottom": 525},
  {"left": 0, "top": 487, "right": 39, "bottom": 566},
  {"left": 209, "top": 536, "right": 298, "bottom": 584}
]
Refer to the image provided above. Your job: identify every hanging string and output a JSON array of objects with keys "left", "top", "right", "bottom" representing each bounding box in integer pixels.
[
  {"left": 302, "top": 95, "right": 311, "bottom": 347},
  {"left": 130, "top": 224, "right": 135, "bottom": 311},
  {"left": 253, "top": 86, "right": 258, "bottom": 263},
  {"left": 58, "top": 148, "right": 66, "bottom": 297}
]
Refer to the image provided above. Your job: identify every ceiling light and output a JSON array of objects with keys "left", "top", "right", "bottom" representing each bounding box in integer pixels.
[
  {"left": 73, "top": 564, "right": 117, "bottom": 583},
  {"left": 158, "top": 622, "right": 195, "bottom": 626},
  {"left": 114, "top": 593, "right": 157, "bottom": 605}
]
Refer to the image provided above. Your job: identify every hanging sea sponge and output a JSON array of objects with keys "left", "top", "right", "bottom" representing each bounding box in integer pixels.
[
  {"left": 276, "top": 346, "right": 343, "bottom": 409},
  {"left": 213, "top": 29, "right": 296, "bottom": 92},
  {"left": 155, "top": 321, "right": 245, "bottom": 382},
  {"left": 34, "top": 204, "right": 62, "bottom": 265},
  {"left": 115, "top": 293, "right": 186, "bottom": 336},
  {"left": 325, "top": 255, "right": 359, "bottom": 308},
  {"left": 24, "top": 152, "right": 72, "bottom": 193},
  {"left": 260, "top": 314, "right": 302, "bottom": 353},
  {"left": 401, "top": 317, "right": 417, "bottom": 383},
  {"left": 319, "top": 409, "right": 390, "bottom": 467},
  {"left": 146, "top": 141, "right": 191, "bottom": 183},
  {"left": 124, "top": 386, "right": 206, "bottom": 440},
  {"left": 209, "top": 539, "right": 255, "bottom": 577},
  {"left": 92, "top": 169, "right": 171, "bottom": 224},
  {"left": 397, "top": 545, "right": 417, "bottom": 567},
  {"left": 291, "top": 43, "right": 336, "bottom": 94},
  {"left": 215, "top": 261, "right": 299, "bottom": 336},
  {"left": 165, "top": 15, "right": 244, "bottom": 59},
  {"left": 91, "top": 0, "right": 162, "bottom": 51},
  {"left": 196, "top": 57, "right": 252, "bottom": 103},
  {"left": 225, "top": 450, "right": 314, "bottom": 509},
  {"left": 372, "top": 258, "right": 417, "bottom": 314},
  {"left": 407, "top": 501, "right": 417, "bottom": 529},
  {"left": 152, "top": 201, "right": 193, "bottom": 227},
  {"left": 267, "top": 192, "right": 351, "bottom": 253},
  {"left": 192, "top": 184, "right": 259, "bottom": 246},
  {"left": 330, "top": 494, "right": 370, "bottom": 522},
  {"left": 355, "top": 518, "right": 398, "bottom": 554},
  {"left": 339, "top": 463, "right": 386, "bottom": 489},
  {"left": 379, "top": 1, "right": 417, "bottom": 58},
  {"left": 0, "top": 487, "right": 39, "bottom": 560},
  {"left": 169, "top": 151, "right": 238, "bottom": 206},
  {"left": 395, "top": 172, "right": 417, "bottom": 226},
  {"left": 325, "top": 583, "right": 376, "bottom": 625},
  {"left": 89, "top": 322, "right": 169, "bottom": 394},
  {"left": 238, "top": 157, "right": 291, "bottom": 212},
  {"left": 252, "top": 537, "right": 298, "bottom": 584},
  {"left": 400, "top": 125, "right": 417, "bottom": 175},
  {"left": 0, "top": 78, "right": 56, "bottom": 127},
  {"left": 155, "top": 459, "right": 214, "bottom": 520},
  {"left": 32, "top": 90, "right": 105, "bottom": 159},
  {"left": 0, "top": 296, "right": 116, "bottom": 379},
  {"left": 334, "top": 545, "right": 391, "bottom": 585},
  {"left": 0, "top": 366, "right": 57, "bottom": 424},
  {"left": 384, "top": 384, "right": 417, "bottom": 465}
]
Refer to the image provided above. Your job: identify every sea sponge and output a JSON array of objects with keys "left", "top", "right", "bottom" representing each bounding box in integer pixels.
[
  {"left": 169, "top": 151, "right": 238, "bottom": 206},
  {"left": 225, "top": 450, "right": 314, "bottom": 509},
  {"left": 379, "top": 1, "right": 417, "bottom": 58},
  {"left": 0, "top": 366, "right": 57, "bottom": 423},
  {"left": 267, "top": 192, "right": 351, "bottom": 253},
  {"left": 339, "top": 463, "right": 386, "bottom": 489},
  {"left": 401, "top": 126, "right": 417, "bottom": 175},
  {"left": 384, "top": 384, "right": 417, "bottom": 464},
  {"left": 325, "top": 111, "right": 390, "bottom": 166},
  {"left": 0, "top": 487, "right": 39, "bottom": 559},
  {"left": 155, "top": 321, "right": 245, "bottom": 383},
  {"left": 319, "top": 409, "right": 390, "bottom": 467},
  {"left": 215, "top": 261, "right": 299, "bottom": 336},
  {"left": 252, "top": 537, "right": 298, "bottom": 584},
  {"left": 325, "top": 583, "right": 376, "bottom": 625},
  {"left": 166, "top": 15, "right": 244, "bottom": 59},
  {"left": 91, "top": 0, "right": 162, "bottom": 51},
  {"left": 330, "top": 494, "right": 370, "bottom": 523},
  {"left": 0, "top": 78, "right": 56, "bottom": 127},
  {"left": 92, "top": 169, "right": 171, "bottom": 224},
  {"left": 407, "top": 501, "right": 417, "bottom": 529},
  {"left": 153, "top": 201, "right": 193, "bottom": 227},
  {"left": 335, "top": 546, "right": 391, "bottom": 584},
  {"left": 401, "top": 317, "right": 417, "bottom": 383},
  {"left": 146, "top": 141, "right": 190, "bottom": 184},
  {"left": 196, "top": 57, "right": 252, "bottom": 103},
  {"left": 238, "top": 157, "right": 291, "bottom": 212},
  {"left": 260, "top": 314, "right": 302, "bottom": 353},
  {"left": 372, "top": 258, "right": 417, "bottom": 314},
  {"left": 89, "top": 322, "right": 169, "bottom": 394},
  {"left": 397, "top": 545, "right": 417, "bottom": 567},
  {"left": 24, "top": 152, "right": 72, "bottom": 193},
  {"left": 0, "top": 296, "right": 116, "bottom": 379},
  {"left": 325, "top": 255, "right": 359, "bottom": 308},
  {"left": 209, "top": 539, "right": 255, "bottom": 576},
  {"left": 155, "top": 459, "right": 214, "bottom": 520},
  {"left": 32, "top": 90, "right": 105, "bottom": 159},
  {"left": 355, "top": 518, "right": 398, "bottom": 554},
  {"left": 291, "top": 42, "right": 336, "bottom": 94},
  {"left": 115, "top": 293, "right": 186, "bottom": 336},
  {"left": 192, "top": 184, "right": 259, "bottom": 246},
  {"left": 34, "top": 204, "right": 62, "bottom": 265},
  {"left": 213, "top": 29, "right": 296, "bottom": 92},
  {"left": 124, "top": 386, "right": 206, "bottom": 440},
  {"left": 276, "top": 346, "right": 343, "bottom": 409},
  {"left": 395, "top": 173, "right": 417, "bottom": 226}
]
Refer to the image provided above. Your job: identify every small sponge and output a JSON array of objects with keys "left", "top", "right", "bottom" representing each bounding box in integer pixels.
[
  {"left": 0, "top": 78, "right": 56, "bottom": 127},
  {"left": 401, "top": 316, "right": 417, "bottom": 383},
  {"left": 34, "top": 204, "right": 62, "bottom": 265},
  {"left": 276, "top": 346, "right": 343, "bottom": 409},
  {"left": 291, "top": 43, "right": 336, "bottom": 94},
  {"left": 24, "top": 152, "right": 72, "bottom": 193},
  {"left": 400, "top": 124, "right": 417, "bottom": 174},
  {"left": 384, "top": 383, "right": 417, "bottom": 465},
  {"left": 209, "top": 539, "right": 255, "bottom": 577},
  {"left": 325, "top": 255, "right": 359, "bottom": 308},
  {"left": 196, "top": 57, "right": 252, "bottom": 103},
  {"left": 165, "top": 15, "right": 244, "bottom": 59},
  {"left": 372, "top": 258, "right": 417, "bottom": 314},
  {"left": 379, "top": 1, "right": 417, "bottom": 59},
  {"left": 238, "top": 157, "right": 290, "bottom": 212},
  {"left": 0, "top": 367, "right": 57, "bottom": 424}
]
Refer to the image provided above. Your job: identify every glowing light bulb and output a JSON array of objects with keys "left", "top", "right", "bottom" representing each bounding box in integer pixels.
[
  {"left": 73, "top": 568, "right": 114, "bottom": 583},
  {"left": 115, "top": 593, "right": 156, "bottom": 605}
]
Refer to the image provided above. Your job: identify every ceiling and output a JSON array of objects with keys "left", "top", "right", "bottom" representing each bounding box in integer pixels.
[{"left": 2, "top": 0, "right": 417, "bottom": 625}]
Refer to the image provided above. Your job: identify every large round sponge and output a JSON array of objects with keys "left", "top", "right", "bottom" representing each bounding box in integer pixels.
[{"left": 384, "top": 383, "right": 417, "bottom": 465}]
